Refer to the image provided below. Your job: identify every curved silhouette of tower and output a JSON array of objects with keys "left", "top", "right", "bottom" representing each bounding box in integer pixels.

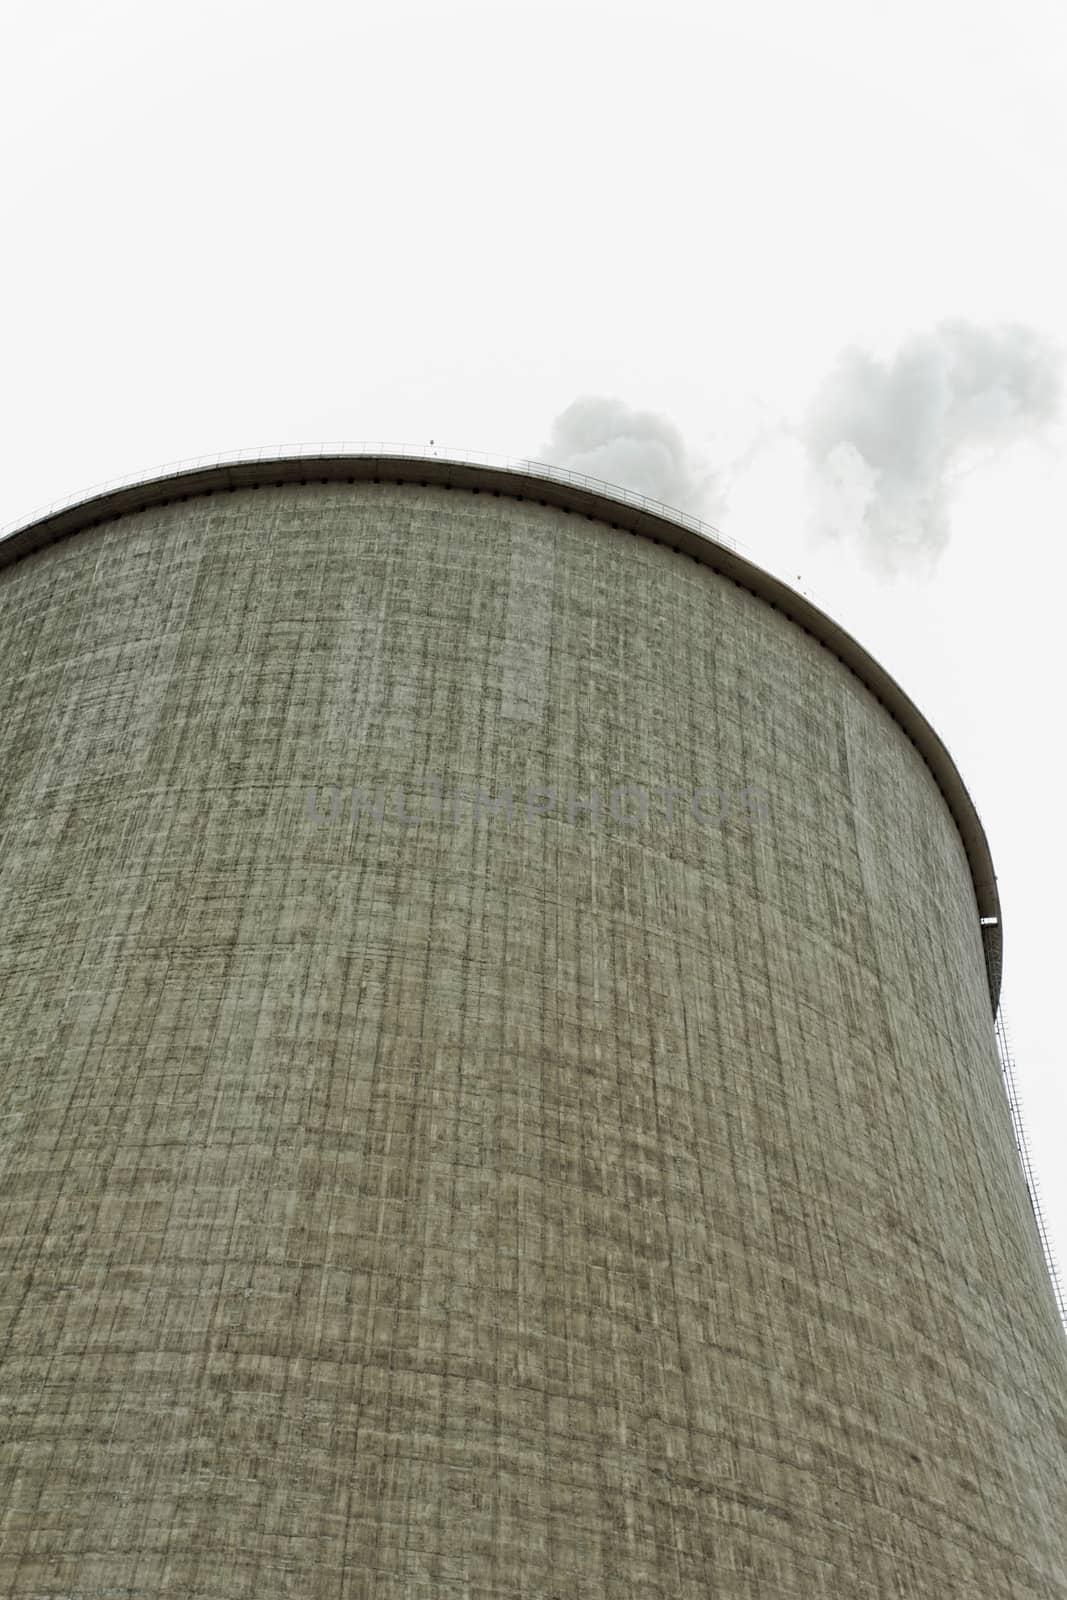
[{"left": 0, "top": 452, "right": 1063, "bottom": 1599}]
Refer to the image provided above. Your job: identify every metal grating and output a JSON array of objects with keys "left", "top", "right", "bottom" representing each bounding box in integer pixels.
[{"left": 995, "top": 1008, "right": 1067, "bottom": 1332}]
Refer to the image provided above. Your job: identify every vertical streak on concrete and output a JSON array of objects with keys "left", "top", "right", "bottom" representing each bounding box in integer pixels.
[
  {"left": 841, "top": 691, "right": 881, "bottom": 924},
  {"left": 125, "top": 547, "right": 204, "bottom": 772},
  {"left": 31, "top": 526, "right": 204, "bottom": 795},
  {"left": 499, "top": 522, "right": 555, "bottom": 723}
]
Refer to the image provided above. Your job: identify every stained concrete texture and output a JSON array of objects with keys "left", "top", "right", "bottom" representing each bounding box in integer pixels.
[{"left": 0, "top": 476, "right": 1064, "bottom": 1598}]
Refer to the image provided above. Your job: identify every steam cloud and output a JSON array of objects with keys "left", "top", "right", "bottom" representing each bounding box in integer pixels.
[
  {"left": 535, "top": 396, "right": 716, "bottom": 517},
  {"left": 802, "top": 320, "right": 1062, "bottom": 569}
]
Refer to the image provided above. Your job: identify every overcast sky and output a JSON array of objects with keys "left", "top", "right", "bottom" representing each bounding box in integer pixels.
[{"left": 2, "top": 0, "right": 1064, "bottom": 1297}]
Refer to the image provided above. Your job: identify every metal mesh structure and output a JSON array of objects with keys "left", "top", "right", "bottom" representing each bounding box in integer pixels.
[
  {"left": 994, "top": 1010, "right": 1066, "bottom": 1328},
  {"left": 1, "top": 457, "right": 1065, "bottom": 1599}
]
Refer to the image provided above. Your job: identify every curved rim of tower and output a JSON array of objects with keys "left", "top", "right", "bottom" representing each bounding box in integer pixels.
[{"left": 0, "top": 443, "right": 1003, "bottom": 1007}]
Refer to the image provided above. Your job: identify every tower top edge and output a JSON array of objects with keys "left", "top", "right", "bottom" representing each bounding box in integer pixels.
[{"left": 0, "top": 447, "right": 1002, "bottom": 1005}]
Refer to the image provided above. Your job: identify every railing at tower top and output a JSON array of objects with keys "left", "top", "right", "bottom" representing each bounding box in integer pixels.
[
  {"left": 995, "top": 1009, "right": 1067, "bottom": 1333},
  {"left": 0, "top": 441, "right": 739, "bottom": 550}
]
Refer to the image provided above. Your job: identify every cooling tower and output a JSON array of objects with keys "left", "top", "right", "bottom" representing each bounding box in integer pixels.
[{"left": 1, "top": 453, "right": 1064, "bottom": 1599}]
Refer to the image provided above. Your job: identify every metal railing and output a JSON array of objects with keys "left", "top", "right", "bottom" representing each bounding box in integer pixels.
[
  {"left": 995, "top": 1008, "right": 1067, "bottom": 1331},
  {"left": 0, "top": 440, "right": 738, "bottom": 551}
]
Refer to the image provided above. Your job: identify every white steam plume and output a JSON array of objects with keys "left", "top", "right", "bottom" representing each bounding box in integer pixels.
[
  {"left": 802, "top": 320, "right": 1062, "bottom": 570},
  {"left": 534, "top": 396, "right": 718, "bottom": 518}
]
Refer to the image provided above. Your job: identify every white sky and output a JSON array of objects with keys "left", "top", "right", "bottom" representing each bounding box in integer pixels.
[{"left": 2, "top": 0, "right": 1064, "bottom": 1292}]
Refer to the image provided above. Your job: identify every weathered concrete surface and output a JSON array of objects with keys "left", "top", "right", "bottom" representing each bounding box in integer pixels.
[{"left": 0, "top": 477, "right": 1064, "bottom": 1598}]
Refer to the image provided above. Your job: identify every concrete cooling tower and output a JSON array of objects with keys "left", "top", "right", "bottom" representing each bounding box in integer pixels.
[{"left": 0, "top": 451, "right": 1065, "bottom": 1599}]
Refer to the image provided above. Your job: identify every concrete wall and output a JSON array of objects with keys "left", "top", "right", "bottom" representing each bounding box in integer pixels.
[{"left": 0, "top": 479, "right": 1064, "bottom": 1598}]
